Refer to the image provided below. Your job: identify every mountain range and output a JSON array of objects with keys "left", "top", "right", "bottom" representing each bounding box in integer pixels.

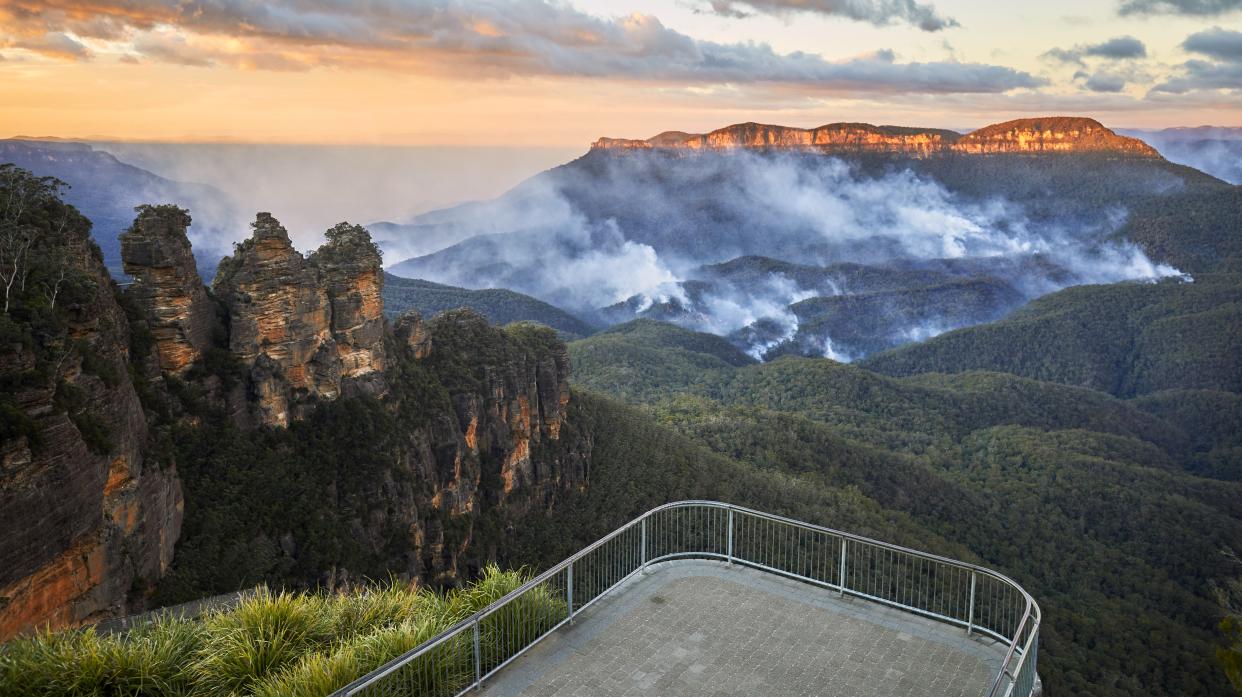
[
  {"left": 1, "top": 115, "right": 1241, "bottom": 695},
  {"left": 386, "top": 116, "right": 1235, "bottom": 361},
  {"left": 0, "top": 139, "right": 237, "bottom": 278}
]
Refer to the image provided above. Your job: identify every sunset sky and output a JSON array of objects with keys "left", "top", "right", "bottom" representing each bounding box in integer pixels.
[{"left": 2, "top": 0, "right": 1241, "bottom": 145}]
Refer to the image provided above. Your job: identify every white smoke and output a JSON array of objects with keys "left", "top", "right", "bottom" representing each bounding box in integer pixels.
[
  {"left": 392, "top": 150, "right": 1184, "bottom": 360},
  {"left": 897, "top": 321, "right": 957, "bottom": 343},
  {"left": 742, "top": 158, "right": 1045, "bottom": 260}
]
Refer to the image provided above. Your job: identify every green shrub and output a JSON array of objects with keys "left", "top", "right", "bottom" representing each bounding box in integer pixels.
[{"left": 0, "top": 567, "right": 538, "bottom": 697}]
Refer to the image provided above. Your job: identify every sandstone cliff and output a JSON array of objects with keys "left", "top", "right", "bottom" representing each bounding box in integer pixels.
[
  {"left": 0, "top": 182, "right": 182, "bottom": 639},
  {"left": 211, "top": 214, "right": 386, "bottom": 426},
  {"left": 119, "top": 213, "right": 585, "bottom": 598},
  {"left": 592, "top": 117, "right": 1159, "bottom": 158},
  {"left": 120, "top": 205, "right": 217, "bottom": 374},
  {"left": 2, "top": 179, "right": 589, "bottom": 637},
  {"left": 341, "top": 310, "right": 585, "bottom": 585}
]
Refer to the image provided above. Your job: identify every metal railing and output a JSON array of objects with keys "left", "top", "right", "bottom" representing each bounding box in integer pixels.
[{"left": 334, "top": 501, "right": 1039, "bottom": 697}]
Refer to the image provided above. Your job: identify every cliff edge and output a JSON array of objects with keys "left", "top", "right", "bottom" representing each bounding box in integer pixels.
[{"left": 591, "top": 116, "right": 1160, "bottom": 158}]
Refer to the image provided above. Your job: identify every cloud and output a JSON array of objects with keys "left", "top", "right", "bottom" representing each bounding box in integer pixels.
[
  {"left": 0, "top": 0, "right": 1039, "bottom": 93},
  {"left": 1084, "top": 72, "right": 1128, "bottom": 92},
  {"left": 699, "top": 0, "right": 958, "bottom": 31},
  {"left": 1153, "top": 59, "right": 1242, "bottom": 92},
  {"left": 1118, "top": 0, "right": 1242, "bottom": 16},
  {"left": 1152, "top": 27, "right": 1242, "bottom": 93},
  {"left": 1043, "top": 36, "right": 1147, "bottom": 66},
  {"left": 2, "top": 31, "right": 91, "bottom": 60},
  {"left": 1182, "top": 26, "right": 1242, "bottom": 61}
]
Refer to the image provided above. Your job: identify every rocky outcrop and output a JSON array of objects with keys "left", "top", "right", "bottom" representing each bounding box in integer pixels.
[
  {"left": 0, "top": 196, "right": 182, "bottom": 639},
  {"left": 120, "top": 205, "right": 216, "bottom": 373},
  {"left": 592, "top": 117, "right": 1159, "bottom": 158},
  {"left": 4, "top": 198, "right": 585, "bottom": 636},
  {"left": 953, "top": 117, "right": 1160, "bottom": 156},
  {"left": 211, "top": 214, "right": 386, "bottom": 426},
  {"left": 384, "top": 311, "right": 585, "bottom": 583},
  {"left": 310, "top": 223, "right": 387, "bottom": 392}
]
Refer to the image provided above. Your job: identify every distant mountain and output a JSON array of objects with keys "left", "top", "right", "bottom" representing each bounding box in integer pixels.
[
  {"left": 382, "top": 273, "right": 596, "bottom": 339},
  {"left": 390, "top": 116, "right": 1232, "bottom": 362},
  {"left": 595, "top": 116, "right": 1159, "bottom": 157},
  {"left": 862, "top": 273, "right": 1242, "bottom": 398},
  {"left": 1121, "top": 127, "right": 1242, "bottom": 184},
  {"left": 0, "top": 138, "right": 236, "bottom": 277}
]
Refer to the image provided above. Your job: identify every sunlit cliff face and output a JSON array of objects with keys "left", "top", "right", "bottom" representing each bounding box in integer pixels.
[{"left": 592, "top": 118, "right": 1160, "bottom": 157}]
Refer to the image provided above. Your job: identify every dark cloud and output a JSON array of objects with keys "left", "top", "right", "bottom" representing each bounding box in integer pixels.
[
  {"left": 1086, "top": 36, "right": 1149, "bottom": 59},
  {"left": 1153, "top": 59, "right": 1242, "bottom": 92},
  {"left": 1118, "top": 0, "right": 1242, "bottom": 16},
  {"left": 700, "top": 0, "right": 957, "bottom": 31},
  {"left": 0, "top": 0, "right": 1039, "bottom": 94},
  {"left": 1182, "top": 26, "right": 1242, "bottom": 61},
  {"left": 1084, "top": 72, "right": 1127, "bottom": 92},
  {"left": 1152, "top": 26, "right": 1242, "bottom": 93},
  {"left": 1043, "top": 36, "right": 1147, "bottom": 66}
]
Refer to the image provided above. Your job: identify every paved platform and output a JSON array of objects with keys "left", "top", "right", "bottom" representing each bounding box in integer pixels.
[{"left": 478, "top": 560, "right": 1006, "bottom": 697}]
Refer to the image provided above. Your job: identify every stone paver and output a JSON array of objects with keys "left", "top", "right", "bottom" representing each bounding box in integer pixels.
[{"left": 479, "top": 560, "right": 1005, "bottom": 697}]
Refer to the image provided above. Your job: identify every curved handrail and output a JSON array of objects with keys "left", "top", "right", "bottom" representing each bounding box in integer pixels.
[{"left": 336, "top": 501, "right": 1040, "bottom": 697}]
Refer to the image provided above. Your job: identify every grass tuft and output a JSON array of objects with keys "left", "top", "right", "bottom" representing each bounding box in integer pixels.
[{"left": 0, "top": 566, "right": 551, "bottom": 697}]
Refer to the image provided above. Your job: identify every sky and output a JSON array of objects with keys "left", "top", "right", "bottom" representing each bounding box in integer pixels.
[{"left": 1, "top": 0, "right": 1241, "bottom": 145}]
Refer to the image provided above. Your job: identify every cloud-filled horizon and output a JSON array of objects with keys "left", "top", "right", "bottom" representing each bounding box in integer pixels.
[{"left": 0, "top": 0, "right": 1239, "bottom": 143}]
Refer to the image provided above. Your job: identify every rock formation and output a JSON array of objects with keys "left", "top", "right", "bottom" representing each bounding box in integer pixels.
[
  {"left": 592, "top": 116, "right": 1160, "bottom": 158},
  {"left": 310, "top": 223, "right": 387, "bottom": 393},
  {"left": 211, "top": 213, "right": 386, "bottom": 426},
  {"left": 0, "top": 197, "right": 182, "bottom": 639},
  {"left": 378, "top": 311, "right": 586, "bottom": 583},
  {"left": 0, "top": 197, "right": 592, "bottom": 639},
  {"left": 120, "top": 205, "right": 216, "bottom": 373},
  {"left": 952, "top": 117, "right": 1159, "bottom": 156}
]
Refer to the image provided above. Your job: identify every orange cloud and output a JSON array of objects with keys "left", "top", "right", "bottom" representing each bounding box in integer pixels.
[{"left": 0, "top": 0, "right": 1040, "bottom": 94}]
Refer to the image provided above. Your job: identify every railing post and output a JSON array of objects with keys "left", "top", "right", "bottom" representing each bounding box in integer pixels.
[
  {"left": 726, "top": 508, "right": 734, "bottom": 564},
  {"left": 967, "top": 571, "right": 977, "bottom": 636},
  {"left": 472, "top": 619, "right": 482, "bottom": 688},
  {"left": 838, "top": 537, "right": 847, "bottom": 596},
  {"left": 640, "top": 518, "right": 648, "bottom": 574},
  {"left": 567, "top": 561, "right": 575, "bottom": 623}
]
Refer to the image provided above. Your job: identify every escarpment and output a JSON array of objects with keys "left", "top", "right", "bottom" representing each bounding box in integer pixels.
[
  {"left": 133, "top": 212, "right": 585, "bottom": 590},
  {"left": 120, "top": 205, "right": 217, "bottom": 373},
  {"left": 592, "top": 116, "right": 1160, "bottom": 158},
  {"left": 354, "top": 309, "right": 585, "bottom": 584},
  {"left": 0, "top": 185, "right": 182, "bottom": 639},
  {"left": 2, "top": 192, "right": 588, "bottom": 638}
]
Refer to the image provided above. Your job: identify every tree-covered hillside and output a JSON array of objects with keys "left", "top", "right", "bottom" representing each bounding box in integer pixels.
[
  {"left": 569, "top": 318, "right": 1242, "bottom": 697},
  {"left": 382, "top": 273, "right": 596, "bottom": 339},
  {"left": 862, "top": 274, "right": 1242, "bottom": 399}
]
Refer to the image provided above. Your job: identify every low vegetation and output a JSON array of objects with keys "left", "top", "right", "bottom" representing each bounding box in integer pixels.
[{"left": 0, "top": 566, "right": 550, "bottom": 697}]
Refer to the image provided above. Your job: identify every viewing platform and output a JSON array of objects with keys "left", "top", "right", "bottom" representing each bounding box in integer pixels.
[{"left": 336, "top": 502, "right": 1040, "bottom": 697}]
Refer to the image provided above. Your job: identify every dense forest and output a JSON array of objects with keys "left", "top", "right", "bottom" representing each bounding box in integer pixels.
[
  {"left": 382, "top": 274, "right": 596, "bottom": 339},
  {"left": 567, "top": 316, "right": 1242, "bottom": 696}
]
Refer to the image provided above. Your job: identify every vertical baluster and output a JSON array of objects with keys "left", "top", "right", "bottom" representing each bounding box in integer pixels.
[
  {"left": 967, "top": 571, "right": 977, "bottom": 635},
  {"left": 838, "top": 537, "right": 847, "bottom": 596},
  {"left": 473, "top": 619, "right": 481, "bottom": 689}
]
